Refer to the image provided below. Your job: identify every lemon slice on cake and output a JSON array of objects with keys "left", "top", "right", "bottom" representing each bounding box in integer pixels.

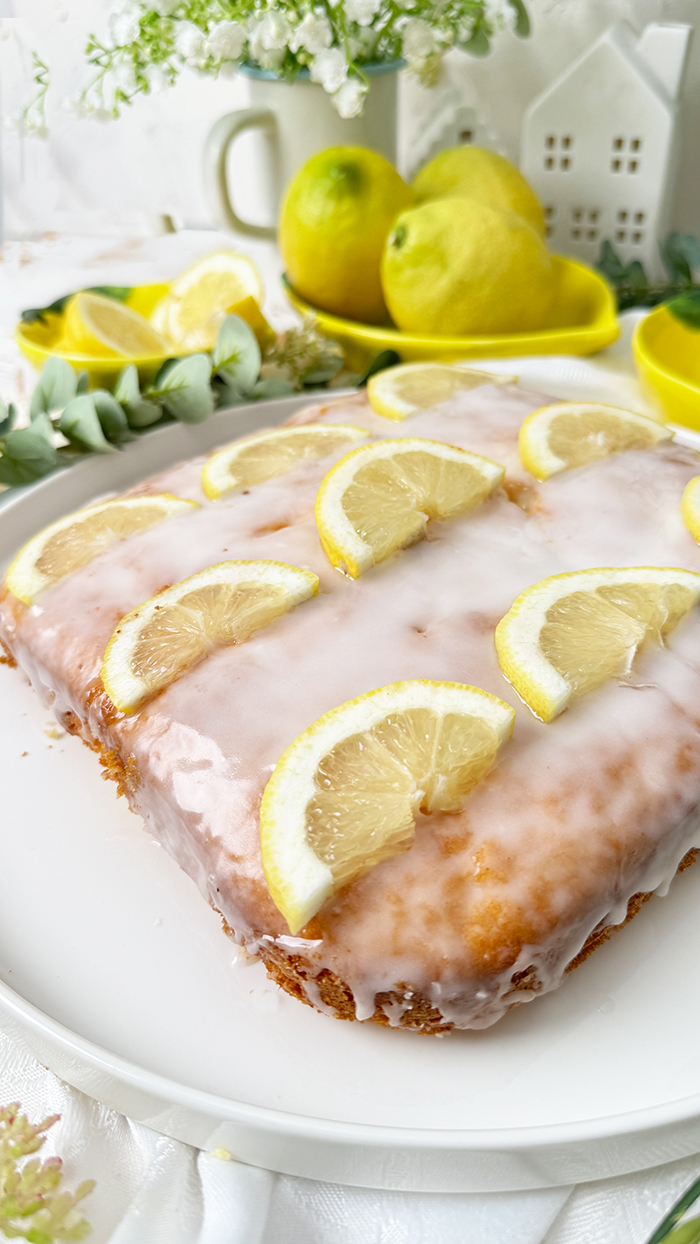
[
  {"left": 367, "top": 362, "right": 509, "bottom": 422},
  {"left": 495, "top": 567, "right": 700, "bottom": 722},
  {"left": 102, "top": 560, "right": 318, "bottom": 713},
  {"left": 61, "top": 292, "right": 169, "bottom": 358},
  {"left": 260, "top": 680, "right": 515, "bottom": 934},
  {"left": 519, "top": 402, "right": 670, "bottom": 481},
  {"left": 681, "top": 476, "right": 700, "bottom": 544},
  {"left": 315, "top": 438, "right": 504, "bottom": 578},
  {"left": 152, "top": 250, "right": 265, "bottom": 351},
  {"left": 6, "top": 495, "right": 197, "bottom": 605},
  {"left": 202, "top": 424, "right": 370, "bottom": 500}
]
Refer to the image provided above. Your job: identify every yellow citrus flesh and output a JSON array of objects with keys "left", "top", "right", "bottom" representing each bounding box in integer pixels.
[
  {"left": 6, "top": 495, "right": 197, "bottom": 605},
  {"left": 260, "top": 680, "right": 514, "bottom": 934},
  {"left": 519, "top": 402, "right": 671, "bottom": 481},
  {"left": 367, "top": 362, "right": 512, "bottom": 422},
  {"left": 681, "top": 476, "right": 700, "bottom": 544},
  {"left": 314, "top": 438, "right": 504, "bottom": 578},
  {"left": 101, "top": 560, "right": 318, "bottom": 713},
  {"left": 61, "top": 292, "right": 168, "bottom": 358},
  {"left": 495, "top": 567, "right": 700, "bottom": 722},
  {"left": 201, "top": 424, "right": 369, "bottom": 500},
  {"left": 153, "top": 251, "right": 265, "bottom": 351}
]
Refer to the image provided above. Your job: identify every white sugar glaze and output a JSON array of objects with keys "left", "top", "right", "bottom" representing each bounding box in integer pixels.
[{"left": 3, "top": 380, "right": 700, "bottom": 1030}]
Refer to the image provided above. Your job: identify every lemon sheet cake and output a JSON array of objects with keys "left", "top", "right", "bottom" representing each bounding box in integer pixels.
[{"left": 3, "top": 377, "right": 700, "bottom": 1032}]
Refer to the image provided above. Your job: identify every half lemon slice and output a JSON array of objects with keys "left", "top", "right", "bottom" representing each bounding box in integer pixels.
[
  {"left": 201, "top": 424, "right": 369, "bottom": 500},
  {"left": 367, "top": 362, "right": 509, "bottom": 422},
  {"left": 260, "top": 680, "right": 514, "bottom": 934},
  {"left": 61, "top": 292, "right": 169, "bottom": 358},
  {"left": 6, "top": 495, "right": 197, "bottom": 605},
  {"left": 314, "top": 438, "right": 504, "bottom": 578},
  {"left": 518, "top": 402, "right": 670, "bottom": 481},
  {"left": 681, "top": 476, "right": 700, "bottom": 544},
  {"left": 495, "top": 567, "right": 700, "bottom": 722},
  {"left": 102, "top": 560, "right": 318, "bottom": 713},
  {"left": 152, "top": 250, "right": 265, "bottom": 351}
]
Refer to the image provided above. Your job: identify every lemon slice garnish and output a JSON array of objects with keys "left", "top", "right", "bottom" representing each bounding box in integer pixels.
[
  {"left": 201, "top": 424, "right": 370, "bottom": 500},
  {"left": 260, "top": 680, "right": 514, "bottom": 934},
  {"left": 495, "top": 567, "right": 700, "bottom": 722},
  {"left": 152, "top": 250, "right": 265, "bottom": 352},
  {"left": 102, "top": 560, "right": 318, "bottom": 713},
  {"left": 518, "top": 402, "right": 670, "bottom": 481},
  {"left": 681, "top": 476, "right": 700, "bottom": 544},
  {"left": 60, "top": 292, "right": 169, "bottom": 359},
  {"left": 314, "top": 438, "right": 504, "bottom": 578},
  {"left": 367, "top": 362, "right": 510, "bottom": 422},
  {"left": 6, "top": 495, "right": 197, "bottom": 605}
]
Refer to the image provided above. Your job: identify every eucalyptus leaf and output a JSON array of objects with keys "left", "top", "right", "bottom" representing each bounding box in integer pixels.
[
  {"left": 508, "top": 0, "right": 530, "bottom": 36},
  {"left": 0, "top": 414, "right": 59, "bottom": 485},
  {"left": 0, "top": 399, "right": 17, "bottom": 437},
  {"left": 358, "top": 349, "right": 401, "bottom": 387},
  {"left": 662, "top": 233, "right": 700, "bottom": 283},
  {"left": 58, "top": 395, "right": 117, "bottom": 454},
  {"left": 113, "top": 364, "right": 163, "bottom": 428},
  {"left": 668, "top": 289, "right": 700, "bottom": 330},
  {"left": 212, "top": 315, "right": 261, "bottom": 395},
  {"left": 251, "top": 377, "right": 296, "bottom": 400},
  {"left": 76, "top": 370, "right": 90, "bottom": 395},
  {"left": 92, "top": 389, "right": 137, "bottom": 442},
  {"left": 147, "top": 354, "right": 215, "bottom": 423},
  {"left": 212, "top": 378, "right": 247, "bottom": 409},
  {"left": 29, "top": 357, "right": 77, "bottom": 418}
]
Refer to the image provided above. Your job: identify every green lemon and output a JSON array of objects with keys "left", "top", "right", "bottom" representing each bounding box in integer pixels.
[
  {"left": 413, "top": 146, "right": 545, "bottom": 237},
  {"left": 381, "top": 197, "right": 555, "bottom": 337},
  {"left": 279, "top": 146, "right": 413, "bottom": 325}
]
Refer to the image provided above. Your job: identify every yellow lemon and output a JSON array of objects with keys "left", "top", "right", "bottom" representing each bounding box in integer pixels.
[
  {"left": 279, "top": 145, "right": 414, "bottom": 325},
  {"left": 519, "top": 402, "right": 671, "bottom": 481},
  {"left": 61, "top": 292, "right": 168, "bottom": 359},
  {"left": 151, "top": 250, "right": 265, "bottom": 351},
  {"left": 381, "top": 197, "right": 554, "bottom": 336},
  {"left": 413, "top": 146, "right": 545, "bottom": 236}
]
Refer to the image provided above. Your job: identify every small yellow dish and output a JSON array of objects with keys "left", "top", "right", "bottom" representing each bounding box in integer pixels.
[
  {"left": 16, "top": 284, "right": 173, "bottom": 389},
  {"left": 633, "top": 305, "right": 700, "bottom": 432},
  {"left": 284, "top": 256, "right": 618, "bottom": 372}
]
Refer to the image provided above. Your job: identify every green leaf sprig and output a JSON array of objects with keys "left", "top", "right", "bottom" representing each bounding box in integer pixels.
[
  {"left": 0, "top": 1102, "right": 95, "bottom": 1242},
  {"left": 597, "top": 232, "right": 700, "bottom": 328}
]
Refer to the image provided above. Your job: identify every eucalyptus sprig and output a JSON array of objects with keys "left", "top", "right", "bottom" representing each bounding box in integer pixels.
[
  {"left": 0, "top": 1103, "right": 95, "bottom": 1242},
  {"left": 597, "top": 232, "right": 700, "bottom": 327}
]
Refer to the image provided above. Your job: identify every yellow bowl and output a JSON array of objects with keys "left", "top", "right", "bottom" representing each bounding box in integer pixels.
[
  {"left": 284, "top": 256, "right": 618, "bottom": 371},
  {"left": 633, "top": 305, "right": 700, "bottom": 432},
  {"left": 15, "top": 283, "right": 174, "bottom": 389}
]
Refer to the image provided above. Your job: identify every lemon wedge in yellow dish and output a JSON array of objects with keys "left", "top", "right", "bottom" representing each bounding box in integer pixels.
[
  {"left": 681, "top": 476, "right": 700, "bottom": 545},
  {"left": 367, "top": 362, "right": 510, "bottom": 422},
  {"left": 6, "top": 495, "right": 197, "bottom": 605},
  {"left": 60, "top": 292, "right": 169, "bottom": 359},
  {"left": 202, "top": 424, "right": 370, "bottom": 500},
  {"left": 315, "top": 438, "right": 504, "bottom": 578},
  {"left": 260, "top": 680, "right": 515, "bottom": 934},
  {"left": 152, "top": 250, "right": 265, "bottom": 352},
  {"left": 102, "top": 560, "right": 318, "bottom": 713},
  {"left": 518, "top": 402, "right": 670, "bottom": 481},
  {"left": 495, "top": 567, "right": 700, "bottom": 722}
]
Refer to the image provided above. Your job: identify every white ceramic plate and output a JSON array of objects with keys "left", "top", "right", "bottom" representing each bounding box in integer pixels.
[{"left": 3, "top": 390, "right": 700, "bottom": 1193}]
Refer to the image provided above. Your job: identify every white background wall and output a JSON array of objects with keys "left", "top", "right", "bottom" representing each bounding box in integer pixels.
[{"left": 1, "top": 0, "right": 699, "bottom": 239}]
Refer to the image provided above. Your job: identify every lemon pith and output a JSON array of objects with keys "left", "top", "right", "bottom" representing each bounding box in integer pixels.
[
  {"left": 201, "top": 424, "right": 370, "bottom": 500},
  {"left": 101, "top": 560, "right": 318, "bottom": 714},
  {"left": 61, "top": 292, "right": 168, "bottom": 359},
  {"left": 6, "top": 495, "right": 197, "bottom": 605},
  {"left": 260, "top": 680, "right": 515, "bottom": 934},
  {"left": 518, "top": 402, "right": 670, "bottom": 481},
  {"left": 681, "top": 476, "right": 700, "bottom": 544},
  {"left": 495, "top": 567, "right": 700, "bottom": 722},
  {"left": 314, "top": 438, "right": 505, "bottom": 577},
  {"left": 366, "top": 362, "right": 510, "bottom": 422}
]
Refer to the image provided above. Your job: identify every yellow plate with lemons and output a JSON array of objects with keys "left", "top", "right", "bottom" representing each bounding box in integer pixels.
[
  {"left": 633, "top": 305, "right": 700, "bottom": 432},
  {"left": 284, "top": 256, "right": 618, "bottom": 371}
]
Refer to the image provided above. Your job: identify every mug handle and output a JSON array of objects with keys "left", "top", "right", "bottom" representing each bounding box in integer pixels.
[{"left": 203, "top": 108, "right": 278, "bottom": 240}]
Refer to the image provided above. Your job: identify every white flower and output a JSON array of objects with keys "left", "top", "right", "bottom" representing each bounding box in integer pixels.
[
  {"left": 310, "top": 46, "right": 347, "bottom": 93},
  {"left": 174, "top": 20, "right": 209, "bottom": 62},
  {"left": 108, "top": 2, "right": 141, "bottom": 46},
  {"left": 344, "top": 0, "right": 381, "bottom": 26},
  {"left": 484, "top": 0, "right": 516, "bottom": 27},
  {"left": 153, "top": 0, "right": 179, "bottom": 13},
  {"left": 208, "top": 20, "right": 246, "bottom": 61},
  {"left": 401, "top": 16, "right": 438, "bottom": 66},
  {"left": 332, "top": 77, "right": 367, "bottom": 118},
  {"left": 147, "top": 63, "right": 168, "bottom": 93},
  {"left": 113, "top": 57, "right": 137, "bottom": 93},
  {"left": 289, "top": 12, "right": 332, "bottom": 55}
]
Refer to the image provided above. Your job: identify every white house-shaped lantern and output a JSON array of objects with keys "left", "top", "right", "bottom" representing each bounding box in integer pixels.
[{"left": 520, "top": 22, "right": 692, "bottom": 278}]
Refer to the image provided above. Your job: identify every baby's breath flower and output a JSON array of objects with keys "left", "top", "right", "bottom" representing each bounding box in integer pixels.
[
  {"left": 289, "top": 12, "right": 333, "bottom": 55},
  {"left": 484, "top": 0, "right": 517, "bottom": 26},
  {"left": 113, "top": 56, "right": 138, "bottom": 92},
  {"left": 332, "top": 76, "right": 367, "bottom": 117},
  {"left": 344, "top": 0, "right": 382, "bottom": 27},
  {"left": 401, "top": 16, "right": 439, "bottom": 67},
  {"left": 175, "top": 19, "right": 209, "bottom": 61},
  {"left": 153, "top": 0, "right": 180, "bottom": 12},
  {"left": 310, "top": 46, "right": 347, "bottom": 92},
  {"left": 208, "top": 19, "right": 246, "bottom": 61},
  {"left": 108, "top": 2, "right": 141, "bottom": 46}
]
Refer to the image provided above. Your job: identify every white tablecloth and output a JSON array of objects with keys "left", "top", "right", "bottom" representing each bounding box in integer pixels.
[{"left": 1, "top": 232, "right": 699, "bottom": 1244}]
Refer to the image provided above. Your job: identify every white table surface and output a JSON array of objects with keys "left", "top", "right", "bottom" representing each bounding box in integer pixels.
[{"left": 1, "top": 231, "right": 699, "bottom": 1244}]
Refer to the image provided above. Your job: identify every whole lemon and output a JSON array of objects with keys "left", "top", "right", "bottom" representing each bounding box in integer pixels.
[
  {"left": 413, "top": 146, "right": 545, "bottom": 237},
  {"left": 381, "top": 197, "right": 554, "bottom": 336},
  {"left": 280, "top": 146, "right": 413, "bottom": 325}
]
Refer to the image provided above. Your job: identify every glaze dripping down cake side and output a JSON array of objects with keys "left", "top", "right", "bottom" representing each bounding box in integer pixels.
[{"left": 3, "top": 378, "right": 700, "bottom": 1032}]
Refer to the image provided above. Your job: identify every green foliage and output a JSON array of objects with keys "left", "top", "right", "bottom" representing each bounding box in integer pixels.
[
  {"left": 597, "top": 232, "right": 700, "bottom": 327},
  {"left": 0, "top": 1103, "right": 94, "bottom": 1241}
]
